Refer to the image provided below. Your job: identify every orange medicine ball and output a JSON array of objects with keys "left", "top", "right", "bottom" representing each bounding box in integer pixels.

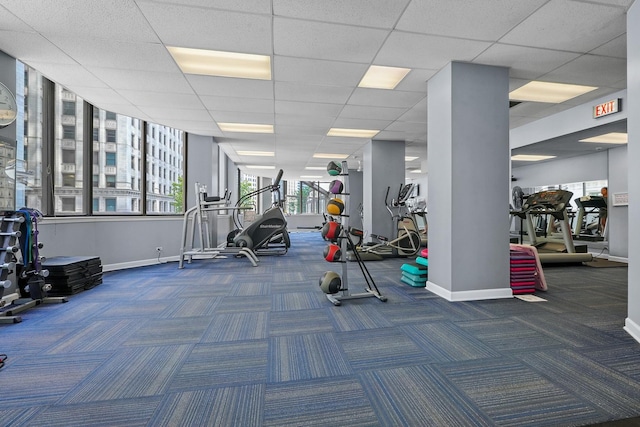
[{"left": 327, "top": 198, "right": 344, "bottom": 216}]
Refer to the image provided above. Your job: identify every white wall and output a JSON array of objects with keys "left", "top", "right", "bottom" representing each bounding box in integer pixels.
[{"left": 511, "top": 151, "right": 608, "bottom": 189}]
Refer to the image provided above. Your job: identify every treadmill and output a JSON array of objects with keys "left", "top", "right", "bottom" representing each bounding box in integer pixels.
[
  {"left": 515, "top": 189, "right": 593, "bottom": 264},
  {"left": 573, "top": 195, "right": 607, "bottom": 241}
]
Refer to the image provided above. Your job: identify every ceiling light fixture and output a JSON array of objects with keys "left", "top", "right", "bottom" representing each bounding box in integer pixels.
[
  {"left": 246, "top": 165, "right": 276, "bottom": 169},
  {"left": 358, "top": 65, "right": 411, "bottom": 89},
  {"left": 511, "top": 154, "right": 557, "bottom": 162},
  {"left": 409, "top": 169, "right": 422, "bottom": 174},
  {"left": 405, "top": 156, "right": 419, "bottom": 161},
  {"left": 313, "top": 153, "right": 350, "bottom": 159},
  {"left": 167, "top": 46, "right": 271, "bottom": 80},
  {"left": 305, "top": 166, "right": 327, "bottom": 170},
  {"left": 219, "top": 123, "right": 274, "bottom": 133},
  {"left": 236, "top": 150, "right": 275, "bottom": 156},
  {"left": 300, "top": 175, "right": 323, "bottom": 179},
  {"left": 579, "top": 132, "right": 628, "bottom": 144},
  {"left": 327, "top": 128, "right": 380, "bottom": 138},
  {"left": 509, "top": 81, "right": 597, "bottom": 103}
]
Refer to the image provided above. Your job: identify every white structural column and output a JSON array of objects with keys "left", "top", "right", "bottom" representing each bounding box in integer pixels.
[
  {"left": 363, "top": 139, "right": 405, "bottom": 241},
  {"left": 426, "top": 62, "right": 511, "bottom": 301},
  {"left": 625, "top": 1, "right": 640, "bottom": 343}
]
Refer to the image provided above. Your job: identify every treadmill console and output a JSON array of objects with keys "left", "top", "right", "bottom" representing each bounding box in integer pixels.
[
  {"left": 522, "top": 189, "right": 573, "bottom": 217},
  {"left": 575, "top": 195, "right": 607, "bottom": 209}
]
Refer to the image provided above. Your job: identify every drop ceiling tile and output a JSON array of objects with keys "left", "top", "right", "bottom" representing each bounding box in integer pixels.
[
  {"left": 187, "top": 75, "right": 274, "bottom": 98},
  {"left": 21, "top": 62, "right": 107, "bottom": 89},
  {"left": 474, "top": 44, "right": 581, "bottom": 80},
  {"left": 120, "top": 91, "right": 204, "bottom": 109},
  {"left": 0, "top": 31, "right": 76, "bottom": 64},
  {"left": 201, "top": 96, "right": 274, "bottom": 114},
  {"left": 340, "top": 105, "right": 407, "bottom": 121},
  {"left": 275, "top": 100, "right": 343, "bottom": 117},
  {"left": 46, "top": 35, "right": 179, "bottom": 71},
  {"left": 398, "top": 99, "right": 427, "bottom": 123},
  {"left": 276, "top": 124, "right": 331, "bottom": 136},
  {"left": 275, "top": 81, "right": 353, "bottom": 104},
  {"left": 332, "top": 117, "right": 392, "bottom": 130},
  {"left": 273, "top": 56, "right": 368, "bottom": 86},
  {"left": 66, "top": 87, "right": 133, "bottom": 108},
  {"left": 209, "top": 111, "right": 274, "bottom": 124},
  {"left": 500, "top": 0, "right": 626, "bottom": 52},
  {"left": 144, "top": 0, "right": 272, "bottom": 14},
  {"left": 384, "top": 121, "right": 426, "bottom": 134},
  {"left": 0, "top": 6, "right": 36, "bottom": 31},
  {"left": 137, "top": 1, "right": 272, "bottom": 54},
  {"left": 392, "top": 69, "right": 433, "bottom": 93},
  {"left": 397, "top": 0, "right": 547, "bottom": 41},
  {"left": 275, "top": 114, "right": 335, "bottom": 128},
  {"left": 140, "top": 106, "right": 213, "bottom": 121},
  {"left": 274, "top": 17, "right": 389, "bottom": 63},
  {"left": 589, "top": 34, "right": 627, "bottom": 58},
  {"left": 348, "top": 88, "right": 426, "bottom": 109},
  {"left": 273, "top": 0, "right": 410, "bottom": 28},
  {"left": 2, "top": 0, "right": 159, "bottom": 42},
  {"left": 375, "top": 31, "right": 492, "bottom": 70},
  {"left": 541, "top": 54, "right": 626, "bottom": 87},
  {"left": 88, "top": 67, "right": 193, "bottom": 93}
]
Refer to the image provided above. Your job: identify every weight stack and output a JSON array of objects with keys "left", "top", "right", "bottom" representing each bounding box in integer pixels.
[{"left": 41, "top": 256, "right": 103, "bottom": 296}]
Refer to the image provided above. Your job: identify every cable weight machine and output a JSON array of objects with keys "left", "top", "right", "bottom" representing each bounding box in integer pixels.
[{"left": 319, "top": 161, "right": 386, "bottom": 306}]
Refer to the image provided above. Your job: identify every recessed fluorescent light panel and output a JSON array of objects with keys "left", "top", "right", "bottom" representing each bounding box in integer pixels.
[
  {"left": 511, "top": 154, "right": 557, "bottom": 162},
  {"left": 246, "top": 165, "right": 276, "bottom": 169},
  {"left": 327, "top": 128, "right": 379, "bottom": 138},
  {"left": 579, "top": 132, "right": 628, "bottom": 144},
  {"left": 313, "top": 153, "right": 350, "bottom": 159},
  {"left": 410, "top": 169, "right": 422, "bottom": 174},
  {"left": 358, "top": 65, "right": 411, "bottom": 89},
  {"left": 300, "top": 175, "right": 322, "bottom": 179},
  {"left": 405, "top": 156, "right": 419, "bottom": 161},
  {"left": 167, "top": 46, "right": 271, "bottom": 80},
  {"left": 509, "top": 81, "right": 597, "bottom": 103},
  {"left": 305, "top": 166, "right": 327, "bottom": 170},
  {"left": 236, "top": 150, "right": 275, "bottom": 156},
  {"left": 219, "top": 123, "right": 274, "bottom": 133}
]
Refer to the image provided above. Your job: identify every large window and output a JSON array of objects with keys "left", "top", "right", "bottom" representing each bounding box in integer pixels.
[
  {"left": 146, "top": 123, "right": 184, "bottom": 214},
  {"left": 13, "top": 62, "right": 186, "bottom": 216},
  {"left": 54, "top": 87, "right": 84, "bottom": 214}
]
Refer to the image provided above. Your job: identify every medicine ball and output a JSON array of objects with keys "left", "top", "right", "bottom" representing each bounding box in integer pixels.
[
  {"left": 326, "top": 198, "right": 344, "bottom": 216},
  {"left": 319, "top": 271, "right": 341, "bottom": 294},
  {"left": 321, "top": 221, "right": 342, "bottom": 241},
  {"left": 323, "top": 243, "right": 342, "bottom": 262},
  {"left": 329, "top": 179, "right": 343, "bottom": 194},
  {"left": 327, "top": 161, "right": 342, "bottom": 176}
]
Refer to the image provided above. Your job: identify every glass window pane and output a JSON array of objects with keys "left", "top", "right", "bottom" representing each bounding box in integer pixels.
[
  {"left": 15, "top": 63, "right": 43, "bottom": 211},
  {"left": 146, "top": 123, "right": 184, "bottom": 214},
  {"left": 54, "top": 86, "right": 83, "bottom": 214},
  {"left": 92, "top": 108, "right": 143, "bottom": 214}
]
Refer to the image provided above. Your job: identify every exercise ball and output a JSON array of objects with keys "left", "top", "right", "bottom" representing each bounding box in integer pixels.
[
  {"left": 319, "top": 271, "right": 342, "bottom": 294},
  {"left": 323, "top": 243, "right": 342, "bottom": 262},
  {"left": 321, "top": 221, "right": 342, "bottom": 241},
  {"left": 327, "top": 161, "right": 342, "bottom": 176},
  {"left": 326, "top": 198, "right": 344, "bottom": 216},
  {"left": 329, "top": 179, "right": 343, "bottom": 194}
]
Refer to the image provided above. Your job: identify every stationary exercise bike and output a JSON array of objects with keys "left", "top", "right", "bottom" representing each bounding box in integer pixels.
[
  {"left": 347, "top": 183, "right": 422, "bottom": 261},
  {"left": 228, "top": 169, "right": 290, "bottom": 255}
]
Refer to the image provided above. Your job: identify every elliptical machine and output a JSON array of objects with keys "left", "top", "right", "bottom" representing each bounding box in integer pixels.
[{"left": 228, "top": 169, "right": 290, "bottom": 255}]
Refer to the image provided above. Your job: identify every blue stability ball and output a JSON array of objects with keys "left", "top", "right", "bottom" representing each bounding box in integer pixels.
[{"left": 327, "top": 161, "right": 342, "bottom": 176}]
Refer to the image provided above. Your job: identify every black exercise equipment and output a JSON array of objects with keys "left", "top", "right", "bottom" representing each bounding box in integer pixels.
[
  {"left": 573, "top": 195, "right": 607, "bottom": 241},
  {"left": 229, "top": 169, "right": 290, "bottom": 255}
]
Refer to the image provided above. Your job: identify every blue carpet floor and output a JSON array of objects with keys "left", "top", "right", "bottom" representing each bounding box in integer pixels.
[{"left": 1, "top": 231, "right": 639, "bottom": 426}]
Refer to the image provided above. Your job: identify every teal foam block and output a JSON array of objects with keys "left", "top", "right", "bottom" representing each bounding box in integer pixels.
[
  {"left": 402, "top": 271, "right": 427, "bottom": 282},
  {"left": 401, "top": 275, "right": 427, "bottom": 288},
  {"left": 415, "top": 257, "right": 428, "bottom": 267},
  {"left": 401, "top": 263, "right": 427, "bottom": 276}
]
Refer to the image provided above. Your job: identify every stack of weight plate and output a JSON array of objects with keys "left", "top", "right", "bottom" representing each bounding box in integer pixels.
[{"left": 42, "top": 256, "right": 103, "bottom": 296}]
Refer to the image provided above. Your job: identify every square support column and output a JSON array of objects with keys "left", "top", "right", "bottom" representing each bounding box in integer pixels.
[{"left": 426, "top": 62, "right": 511, "bottom": 301}]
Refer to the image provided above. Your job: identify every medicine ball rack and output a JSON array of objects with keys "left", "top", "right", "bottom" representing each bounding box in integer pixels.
[{"left": 320, "top": 161, "right": 386, "bottom": 306}]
